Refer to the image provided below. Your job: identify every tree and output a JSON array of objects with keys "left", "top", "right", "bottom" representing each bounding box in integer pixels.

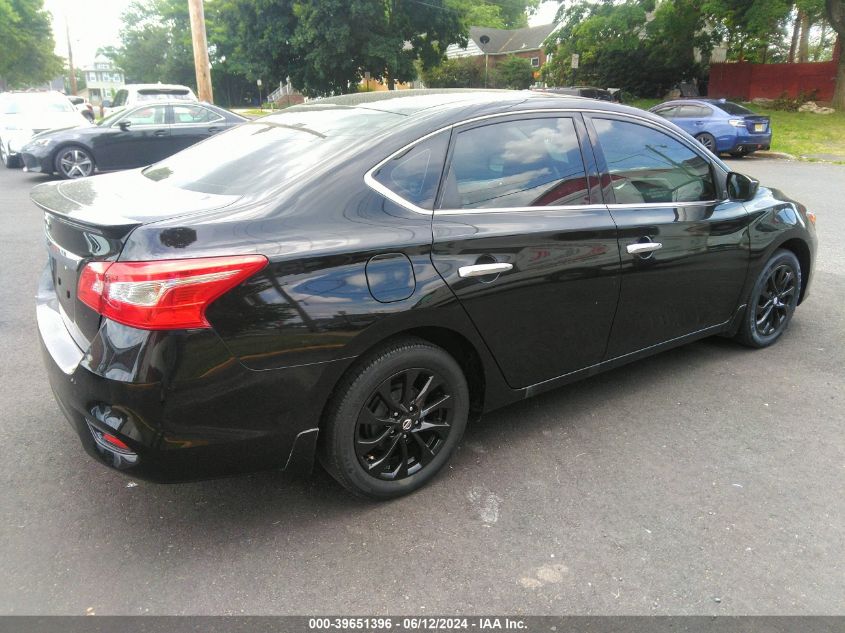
[
  {"left": 491, "top": 55, "right": 534, "bottom": 89},
  {"left": 0, "top": 0, "right": 63, "bottom": 88},
  {"left": 290, "top": 0, "right": 466, "bottom": 94},
  {"left": 827, "top": 0, "right": 845, "bottom": 109}
]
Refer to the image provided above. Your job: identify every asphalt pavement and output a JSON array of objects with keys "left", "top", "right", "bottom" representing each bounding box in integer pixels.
[{"left": 0, "top": 158, "right": 843, "bottom": 615}]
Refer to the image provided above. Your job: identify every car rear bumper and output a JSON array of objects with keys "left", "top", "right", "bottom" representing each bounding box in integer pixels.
[
  {"left": 36, "top": 264, "right": 333, "bottom": 483},
  {"left": 729, "top": 131, "right": 772, "bottom": 153}
]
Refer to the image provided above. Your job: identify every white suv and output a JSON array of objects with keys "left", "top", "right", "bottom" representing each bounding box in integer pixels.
[{"left": 101, "top": 84, "right": 197, "bottom": 118}]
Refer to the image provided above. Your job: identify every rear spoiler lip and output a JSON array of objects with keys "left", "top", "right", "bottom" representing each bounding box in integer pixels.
[{"left": 30, "top": 181, "right": 143, "bottom": 236}]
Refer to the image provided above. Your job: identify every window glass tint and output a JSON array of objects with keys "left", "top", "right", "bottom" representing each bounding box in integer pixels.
[
  {"left": 112, "top": 90, "right": 127, "bottom": 107},
  {"left": 173, "top": 104, "right": 223, "bottom": 124},
  {"left": 714, "top": 101, "right": 753, "bottom": 116},
  {"left": 122, "top": 105, "right": 167, "bottom": 126},
  {"left": 594, "top": 118, "right": 715, "bottom": 204},
  {"left": 372, "top": 132, "right": 448, "bottom": 210},
  {"left": 653, "top": 106, "right": 678, "bottom": 118},
  {"left": 442, "top": 117, "right": 589, "bottom": 209}
]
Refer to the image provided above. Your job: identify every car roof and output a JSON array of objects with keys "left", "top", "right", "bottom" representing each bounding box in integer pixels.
[
  {"left": 122, "top": 84, "right": 195, "bottom": 91},
  {"left": 302, "top": 88, "right": 632, "bottom": 120}
]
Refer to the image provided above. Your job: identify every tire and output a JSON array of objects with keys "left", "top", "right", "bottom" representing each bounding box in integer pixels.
[
  {"left": 695, "top": 132, "right": 717, "bottom": 153},
  {"left": 54, "top": 145, "right": 95, "bottom": 179},
  {"left": 735, "top": 249, "right": 801, "bottom": 348},
  {"left": 320, "top": 337, "right": 470, "bottom": 499},
  {"left": 0, "top": 139, "right": 20, "bottom": 168}
]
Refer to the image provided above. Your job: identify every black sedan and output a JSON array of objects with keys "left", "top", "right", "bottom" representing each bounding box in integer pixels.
[
  {"left": 33, "top": 90, "right": 817, "bottom": 499},
  {"left": 20, "top": 101, "right": 245, "bottom": 179}
]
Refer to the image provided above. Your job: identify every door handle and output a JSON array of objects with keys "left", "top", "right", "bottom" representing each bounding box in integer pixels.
[
  {"left": 208, "top": 127, "right": 220, "bottom": 133},
  {"left": 626, "top": 242, "right": 663, "bottom": 255},
  {"left": 153, "top": 130, "right": 168, "bottom": 137},
  {"left": 458, "top": 263, "right": 513, "bottom": 278}
]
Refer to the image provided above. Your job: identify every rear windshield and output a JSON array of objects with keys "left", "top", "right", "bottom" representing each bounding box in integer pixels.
[
  {"left": 143, "top": 106, "right": 406, "bottom": 195},
  {"left": 137, "top": 89, "right": 193, "bottom": 101},
  {"left": 714, "top": 101, "right": 753, "bottom": 116}
]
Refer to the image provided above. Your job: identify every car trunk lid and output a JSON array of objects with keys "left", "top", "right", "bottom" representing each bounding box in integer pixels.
[
  {"left": 31, "top": 170, "right": 241, "bottom": 348},
  {"left": 741, "top": 115, "right": 770, "bottom": 134}
]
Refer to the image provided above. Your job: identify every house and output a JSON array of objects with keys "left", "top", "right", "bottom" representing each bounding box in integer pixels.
[
  {"left": 79, "top": 55, "right": 125, "bottom": 105},
  {"left": 445, "top": 23, "right": 558, "bottom": 72}
]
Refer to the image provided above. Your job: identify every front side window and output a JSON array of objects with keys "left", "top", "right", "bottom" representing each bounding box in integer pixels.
[
  {"left": 371, "top": 132, "right": 449, "bottom": 210},
  {"left": 112, "top": 90, "right": 127, "bottom": 107},
  {"left": 121, "top": 105, "right": 167, "bottom": 126},
  {"left": 594, "top": 118, "right": 716, "bottom": 205},
  {"left": 441, "top": 117, "right": 589, "bottom": 209}
]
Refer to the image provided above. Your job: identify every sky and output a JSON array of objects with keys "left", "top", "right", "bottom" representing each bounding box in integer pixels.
[{"left": 44, "top": 0, "right": 563, "bottom": 68}]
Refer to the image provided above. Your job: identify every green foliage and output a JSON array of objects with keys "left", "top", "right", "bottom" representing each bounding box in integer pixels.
[
  {"left": 770, "top": 89, "right": 819, "bottom": 111},
  {"left": 420, "top": 57, "right": 484, "bottom": 88},
  {"left": 0, "top": 0, "right": 63, "bottom": 87},
  {"left": 490, "top": 55, "right": 534, "bottom": 89},
  {"left": 290, "top": 0, "right": 466, "bottom": 95}
]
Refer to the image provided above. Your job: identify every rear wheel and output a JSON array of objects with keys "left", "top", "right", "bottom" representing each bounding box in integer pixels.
[
  {"left": 735, "top": 249, "right": 801, "bottom": 348},
  {"left": 54, "top": 145, "right": 95, "bottom": 179},
  {"left": 695, "top": 132, "right": 717, "bottom": 153},
  {"left": 320, "top": 337, "right": 469, "bottom": 499}
]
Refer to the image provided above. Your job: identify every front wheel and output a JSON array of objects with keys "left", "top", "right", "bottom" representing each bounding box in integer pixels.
[
  {"left": 0, "top": 139, "right": 20, "bottom": 168},
  {"left": 54, "top": 145, "right": 95, "bottom": 179},
  {"left": 735, "top": 249, "right": 801, "bottom": 348},
  {"left": 320, "top": 338, "right": 469, "bottom": 499},
  {"left": 695, "top": 132, "right": 717, "bottom": 153}
]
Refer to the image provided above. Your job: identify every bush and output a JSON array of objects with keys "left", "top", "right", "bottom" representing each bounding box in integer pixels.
[
  {"left": 770, "top": 90, "right": 819, "bottom": 112},
  {"left": 490, "top": 55, "right": 535, "bottom": 90},
  {"left": 421, "top": 57, "right": 484, "bottom": 88}
]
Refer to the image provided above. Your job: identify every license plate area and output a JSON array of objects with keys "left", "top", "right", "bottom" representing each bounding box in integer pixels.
[{"left": 754, "top": 123, "right": 765, "bottom": 132}]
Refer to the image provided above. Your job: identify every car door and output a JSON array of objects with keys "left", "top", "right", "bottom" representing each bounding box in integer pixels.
[
  {"left": 168, "top": 103, "right": 226, "bottom": 153},
  {"left": 673, "top": 104, "right": 712, "bottom": 137},
  {"left": 93, "top": 104, "right": 171, "bottom": 170},
  {"left": 430, "top": 113, "right": 621, "bottom": 389},
  {"left": 585, "top": 114, "right": 752, "bottom": 359}
]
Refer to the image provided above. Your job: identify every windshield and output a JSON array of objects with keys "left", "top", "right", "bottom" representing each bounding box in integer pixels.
[
  {"left": 715, "top": 101, "right": 754, "bottom": 116},
  {"left": 0, "top": 93, "right": 75, "bottom": 115},
  {"left": 142, "top": 106, "right": 406, "bottom": 195}
]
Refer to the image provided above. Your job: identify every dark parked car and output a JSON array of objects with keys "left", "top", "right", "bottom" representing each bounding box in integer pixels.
[
  {"left": 34, "top": 89, "right": 816, "bottom": 499},
  {"left": 649, "top": 99, "right": 772, "bottom": 156},
  {"left": 538, "top": 86, "right": 613, "bottom": 100},
  {"left": 20, "top": 101, "right": 245, "bottom": 179}
]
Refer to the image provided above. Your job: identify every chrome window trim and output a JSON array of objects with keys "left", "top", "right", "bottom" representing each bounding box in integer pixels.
[{"left": 363, "top": 107, "right": 723, "bottom": 216}]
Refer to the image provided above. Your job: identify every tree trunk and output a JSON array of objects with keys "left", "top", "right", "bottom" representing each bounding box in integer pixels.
[
  {"left": 834, "top": 35, "right": 845, "bottom": 109},
  {"left": 789, "top": 11, "right": 801, "bottom": 62},
  {"left": 828, "top": 1, "right": 845, "bottom": 109},
  {"left": 386, "top": 70, "right": 395, "bottom": 90},
  {"left": 798, "top": 11, "right": 811, "bottom": 62}
]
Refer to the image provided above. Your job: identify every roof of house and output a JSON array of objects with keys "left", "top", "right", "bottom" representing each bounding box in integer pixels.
[{"left": 469, "top": 23, "right": 558, "bottom": 55}]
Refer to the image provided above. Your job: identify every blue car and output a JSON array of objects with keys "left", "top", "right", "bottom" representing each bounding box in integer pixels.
[{"left": 649, "top": 99, "right": 772, "bottom": 157}]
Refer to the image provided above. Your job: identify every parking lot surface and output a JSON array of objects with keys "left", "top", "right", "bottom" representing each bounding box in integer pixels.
[{"left": 0, "top": 158, "right": 843, "bottom": 615}]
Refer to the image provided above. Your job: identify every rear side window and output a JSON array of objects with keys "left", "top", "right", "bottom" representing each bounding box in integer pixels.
[
  {"left": 371, "top": 132, "right": 449, "bottom": 210},
  {"left": 677, "top": 105, "right": 713, "bottom": 118},
  {"left": 594, "top": 118, "right": 715, "bottom": 204},
  {"left": 173, "top": 104, "right": 223, "bottom": 124},
  {"left": 441, "top": 117, "right": 589, "bottom": 209}
]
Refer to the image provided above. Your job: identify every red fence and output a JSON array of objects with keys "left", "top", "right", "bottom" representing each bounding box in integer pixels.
[{"left": 709, "top": 45, "right": 840, "bottom": 102}]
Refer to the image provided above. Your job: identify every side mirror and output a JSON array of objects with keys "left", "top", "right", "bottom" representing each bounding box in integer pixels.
[
  {"left": 118, "top": 120, "right": 132, "bottom": 131},
  {"left": 727, "top": 172, "right": 759, "bottom": 202}
]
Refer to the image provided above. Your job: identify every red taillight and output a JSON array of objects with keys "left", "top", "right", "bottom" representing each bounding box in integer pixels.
[{"left": 77, "top": 255, "right": 268, "bottom": 330}]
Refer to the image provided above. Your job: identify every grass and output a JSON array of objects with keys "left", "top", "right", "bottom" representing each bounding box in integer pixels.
[{"left": 627, "top": 98, "right": 845, "bottom": 163}]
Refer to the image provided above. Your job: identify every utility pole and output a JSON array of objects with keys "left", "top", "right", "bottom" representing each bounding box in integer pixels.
[
  {"left": 188, "top": 0, "right": 214, "bottom": 103},
  {"left": 66, "top": 18, "right": 77, "bottom": 95}
]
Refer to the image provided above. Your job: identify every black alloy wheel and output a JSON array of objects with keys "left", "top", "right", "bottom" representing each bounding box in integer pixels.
[
  {"left": 320, "top": 337, "right": 469, "bottom": 499},
  {"left": 55, "top": 145, "right": 95, "bottom": 179},
  {"left": 696, "top": 132, "right": 717, "bottom": 152},
  {"left": 356, "top": 368, "right": 453, "bottom": 481},
  {"left": 736, "top": 249, "right": 801, "bottom": 348}
]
